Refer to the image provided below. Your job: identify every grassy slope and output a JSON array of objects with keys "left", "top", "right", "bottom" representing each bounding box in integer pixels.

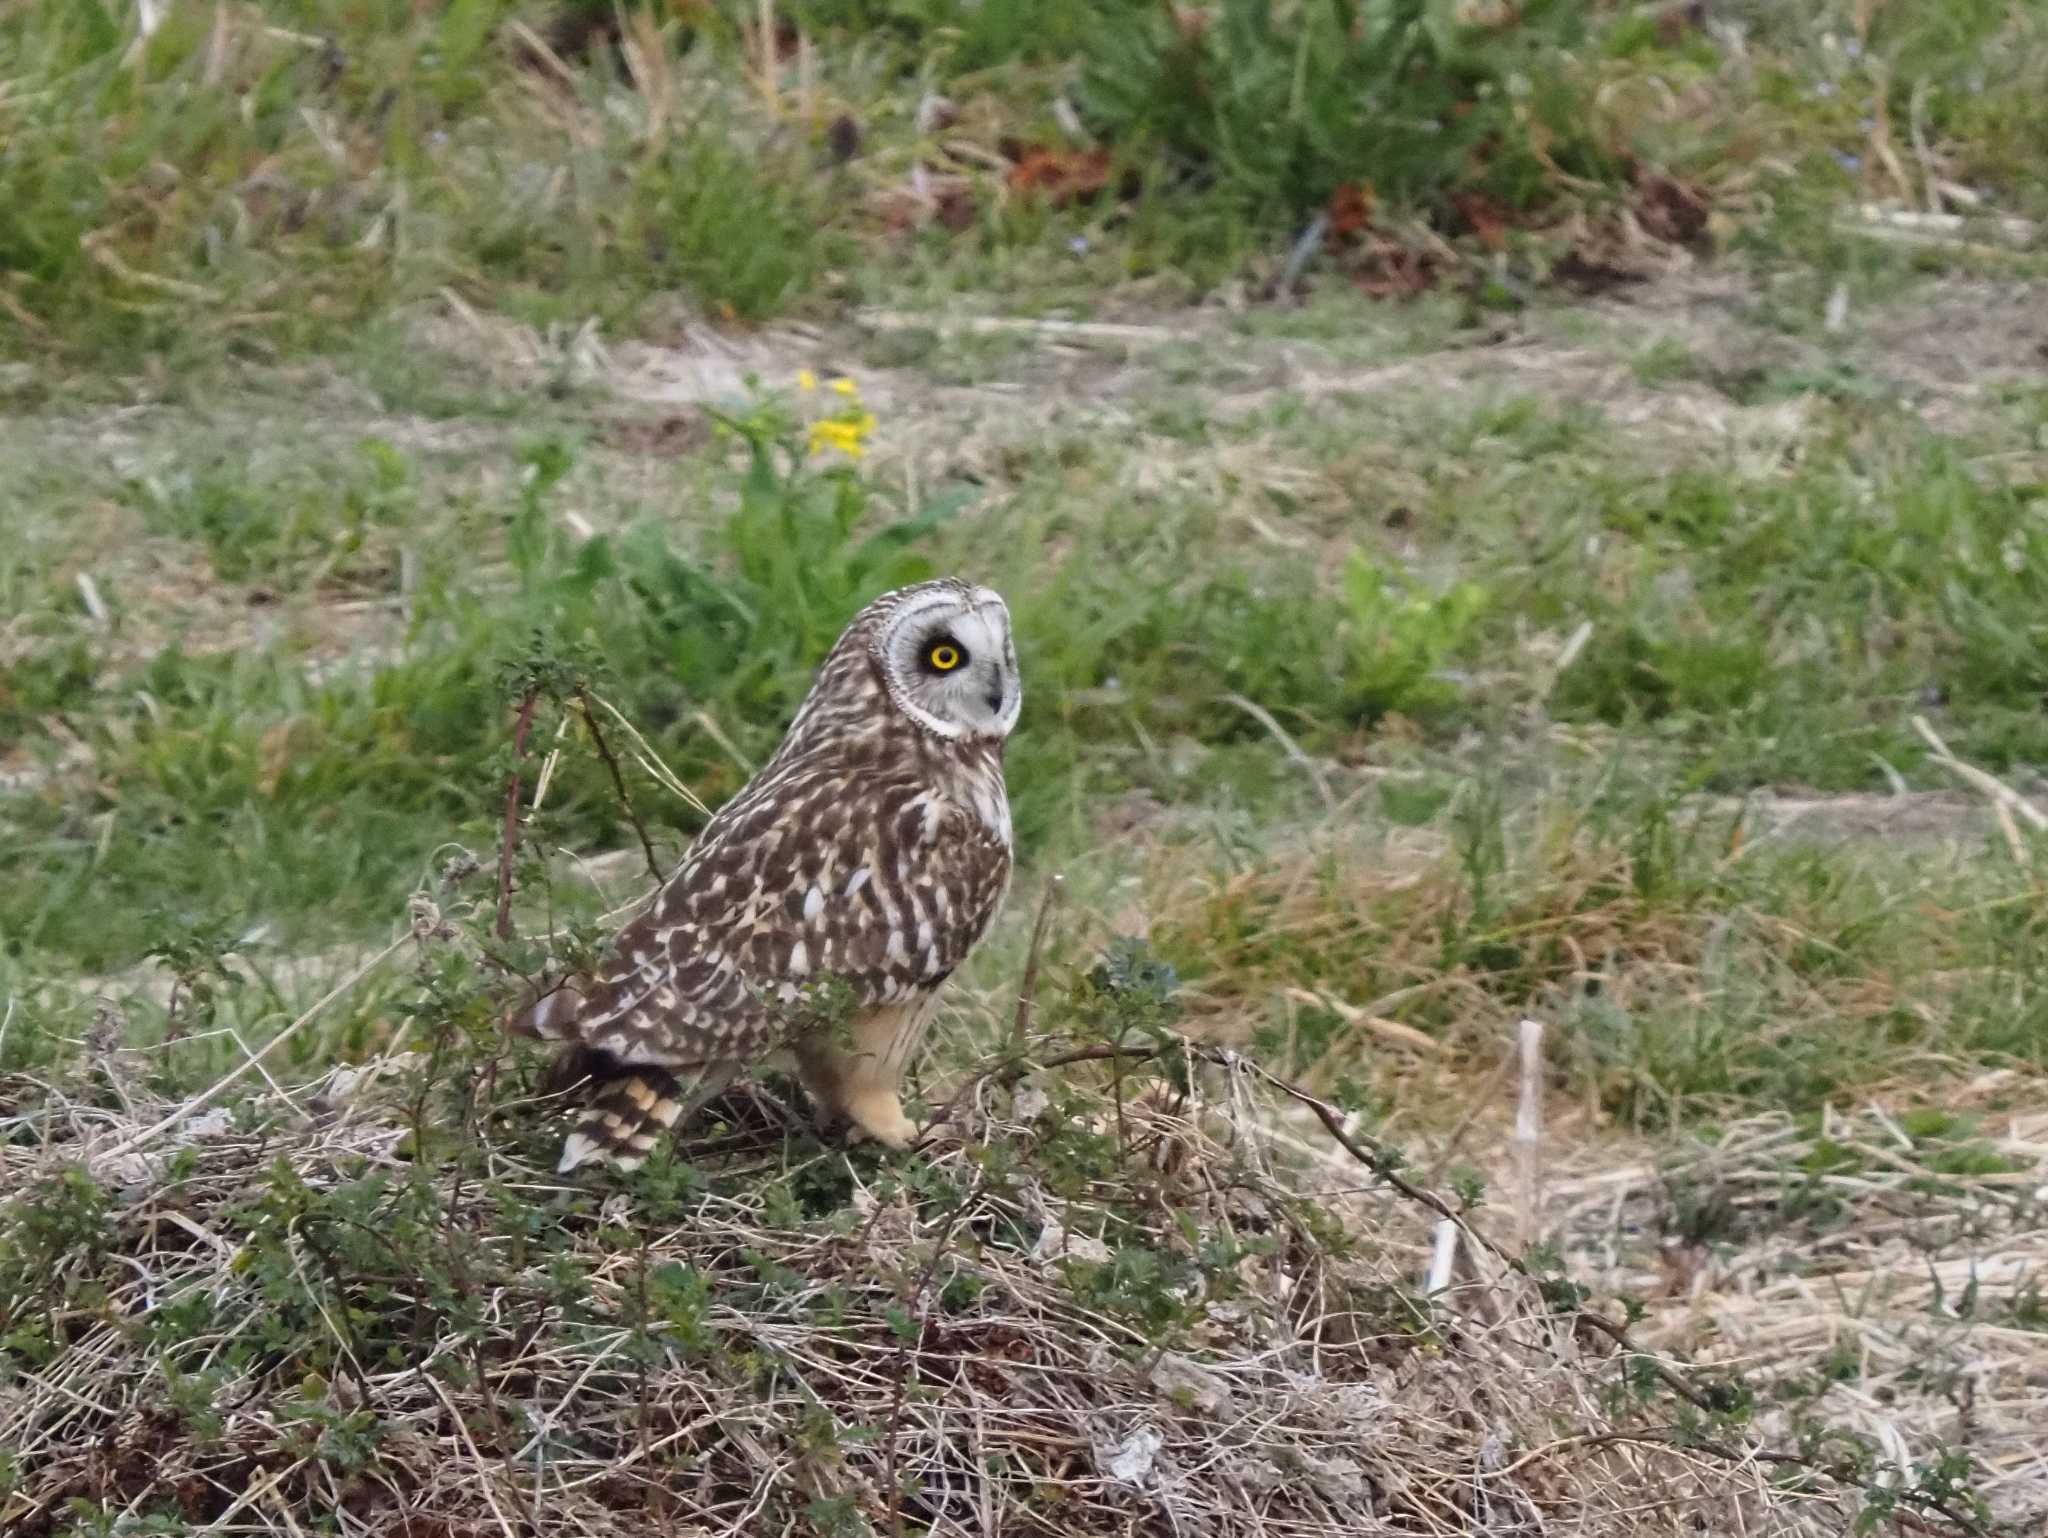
[{"left": 4, "top": 1, "right": 2048, "bottom": 1533}]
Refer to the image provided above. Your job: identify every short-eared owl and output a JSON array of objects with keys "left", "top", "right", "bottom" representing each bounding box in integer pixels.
[{"left": 512, "top": 578, "right": 1019, "bottom": 1172}]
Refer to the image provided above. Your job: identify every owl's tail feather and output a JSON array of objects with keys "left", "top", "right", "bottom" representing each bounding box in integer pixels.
[{"left": 548, "top": 1046, "right": 697, "bottom": 1175}]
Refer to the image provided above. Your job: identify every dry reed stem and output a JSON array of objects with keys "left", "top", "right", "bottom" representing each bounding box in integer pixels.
[{"left": 1514, "top": 1017, "right": 1545, "bottom": 1250}]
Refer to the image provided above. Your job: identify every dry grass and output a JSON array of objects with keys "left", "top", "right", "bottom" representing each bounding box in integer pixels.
[
  {"left": 1135, "top": 793, "right": 2048, "bottom": 1120},
  {"left": 1140, "top": 818, "right": 1718, "bottom": 1067},
  {"left": 1559, "top": 1101, "right": 2048, "bottom": 1522},
  {"left": 8, "top": 699, "right": 2046, "bottom": 1534},
  {"left": 0, "top": 986, "right": 1966, "bottom": 1537}
]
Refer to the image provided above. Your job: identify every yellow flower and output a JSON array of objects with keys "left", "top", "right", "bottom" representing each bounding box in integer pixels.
[
  {"left": 804, "top": 387, "right": 877, "bottom": 459},
  {"left": 807, "top": 418, "right": 869, "bottom": 460},
  {"left": 796, "top": 369, "right": 818, "bottom": 392}
]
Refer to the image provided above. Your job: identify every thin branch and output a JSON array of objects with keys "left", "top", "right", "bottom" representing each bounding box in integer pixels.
[
  {"left": 1010, "top": 874, "right": 1063, "bottom": 1057},
  {"left": 495, "top": 688, "right": 542, "bottom": 942},
  {"left": 1004, "top": 1031, "right": 1994, "bottom": 1536},
  {"left": 882, "top": 1167, "right": 988, "bottom": 1538},
  {"left": 577, "top": 685, "right": 664, "bottom": 883},
  {"left": 1005, "top": 1040, "right": 1751, "bottom": 1411}
]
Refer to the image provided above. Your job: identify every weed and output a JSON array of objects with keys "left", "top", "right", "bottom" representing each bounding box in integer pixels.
[
  {"left": 125, "top": 440, "right": 414, "bottom": 589},
  {"left": 1206, "top": 556, "right": 1488, "bottom": 731},
  {"left": 13, "top": 0, "right": 2031, "bottom": 376},
  {"left": 1076, "top": 0, "right": 1613, "bottom": 234},
  {"left": 0, "top": 2, "right": 832, "bottom": 367},
  {"left": 1855, "top": 1450, "right": 1994, "bottom": 1535},
  {"left": 0, "top": 1169, "right": 115, "bottom": 1368},
  {"left": 600, "top": 381, "right": 957, "bottom": 731}
]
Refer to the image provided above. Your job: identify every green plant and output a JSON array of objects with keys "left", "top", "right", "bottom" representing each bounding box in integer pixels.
[
  {"left": 1336, "top": 554, "right": 1489, "bottom": 721},
  {"left": 1854, "top": 1450, "right": 1993, "bottom": 1535},
  {"left": 596, "top": 379, "right": 969, "bottom": 734},
  {"left": 0, "top": 1169, "right": 116, "bottom": 1368},
  {"left": 1076, "top": 0, "right": 1610, "bottom": 227},
  {"left": 1175, "top": 554, "right": 1488, "bottom": 742},
  {"left": 0, "top": 0, "right": 832, "bottom": 367},
  {"left": 127, "top": 440, "right": 413, "bottom": 587}
]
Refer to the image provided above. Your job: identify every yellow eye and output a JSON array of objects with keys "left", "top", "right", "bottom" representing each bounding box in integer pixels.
[{"left": 928, "top": 643, "right": 961, "bottom": 671}]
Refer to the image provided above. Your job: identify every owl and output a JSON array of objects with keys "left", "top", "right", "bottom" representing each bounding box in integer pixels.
[{"left": 510, "top": 578, "right": 1020, "bottom": 1173}]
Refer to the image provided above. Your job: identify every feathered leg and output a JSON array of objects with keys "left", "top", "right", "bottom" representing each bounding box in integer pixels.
[{"left": 792, "top": 996, "right": 937, "bottom": 1150}]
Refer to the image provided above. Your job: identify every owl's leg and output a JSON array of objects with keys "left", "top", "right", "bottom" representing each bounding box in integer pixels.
[
  {"left": 793, "top": 1043, "right": 918, "bottom": 1148},
  {"left": 794, "top": 997, "right": 935, "bottom": 1150}
]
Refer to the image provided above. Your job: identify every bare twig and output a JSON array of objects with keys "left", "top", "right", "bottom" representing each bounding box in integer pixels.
[
  {"left": 1010, "top": 874, "right": 1064, "bottom": 1057},
  {"left": 1424, "top": 1218, "right": 1460, "bottom": 1296},
  {"left": 7, "top": 1009, "right": 2016, "bottom": 1535},
  {"left": 1514, "top": 1017, "right": 1545, "bottom": 1249},
  {"left": 576, "top": 686, "right": 664, "bottom": 883},
  {"left": 987, "top": 1036, "right": 1745, "bottom": 1418},
  {"left": 495, "top": 688, "right": 542, "bottom": 942}
]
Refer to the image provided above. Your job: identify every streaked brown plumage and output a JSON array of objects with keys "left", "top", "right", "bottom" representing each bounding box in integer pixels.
[{"left": 511, "top": 578, "right": 1019, "bottom": 1172}]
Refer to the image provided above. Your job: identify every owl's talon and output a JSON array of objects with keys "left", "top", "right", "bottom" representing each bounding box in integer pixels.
[
  {"left": 858, "top": 1116, "right": 921, "bottom": 1151},
  {"left": 840, "top": 1094, "right": 920, "bottom": 1150}
]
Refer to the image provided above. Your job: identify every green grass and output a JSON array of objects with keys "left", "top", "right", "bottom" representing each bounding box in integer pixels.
[
  {"left": 1153, "top": 766, "right": 2048, "bottom": 1126},
  {"left": 4, "top": 297, "right": 2044, "bottom": 951},
  {"left": 0, "top": 0, "right": 836, "bottom": 369},
  {"left": 8, "top": 0, "right": 2041, "bottom": 375},
  {"left": 7, "top": 337, "right": 2047, "bottom": 1119}
]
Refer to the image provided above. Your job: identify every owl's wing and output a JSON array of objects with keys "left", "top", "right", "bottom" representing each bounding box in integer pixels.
[{"left": 520, "top": 764, "right": 1009, "bottom": 1069}]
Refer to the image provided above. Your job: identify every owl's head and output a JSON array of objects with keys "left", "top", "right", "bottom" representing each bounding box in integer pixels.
[{"left": 869, "top": 579, "right": 1021, "bottom": 742}]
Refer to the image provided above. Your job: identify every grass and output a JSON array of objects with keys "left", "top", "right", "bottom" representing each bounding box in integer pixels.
[
  {"left": 8, "top": 0, "right": 2043, "bottom": 373},
  {"left": 16, "top": 1002, "right": 1990, "bottom": 1537},
  {"left": 6, "top": 1, "right": 2048, "bottom": 1533},
  {"left": 5, "top": 317, "right": 2048, "bottom": 1063},
  {"left": 1153, "top": 791, "right": 2048, "bottom": 1128}
]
